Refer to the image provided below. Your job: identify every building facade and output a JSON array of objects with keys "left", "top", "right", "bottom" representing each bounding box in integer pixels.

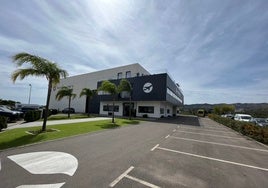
[{"left": 49, "top": 63, "right": 183, "bottom": 118}]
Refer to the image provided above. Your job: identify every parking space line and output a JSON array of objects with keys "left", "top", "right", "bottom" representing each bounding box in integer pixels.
[
  {"left": 200, "top": 127, "right": 229, "bottom": 131},
  {"left": 175, "top": 130, "right": 244, "bottom": 139},
  {"left": 125, "top": 175, "right": 161, "bottom": 188},
  {"left": 179, "top": 127, "right": 234, "bottom": 134},
  {"left": 156, "top": 147, "right": 268, "bottom": 172},
  {"left": 165, "top": 135, "right": 170, "bottom": 139},
  {"left": 169, "top": 136, "right": 268, "bottom": 153},
  {"left": 151, "top": 144, "right": 159, "bottom": 151},
  {"left": 109, "top": 166, "right": 134, "bottom": 187}
]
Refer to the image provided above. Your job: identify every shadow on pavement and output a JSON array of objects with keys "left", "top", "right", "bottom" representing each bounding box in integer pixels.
[{"left": 153, "top": 115, "right": 200, "bottom": 126}]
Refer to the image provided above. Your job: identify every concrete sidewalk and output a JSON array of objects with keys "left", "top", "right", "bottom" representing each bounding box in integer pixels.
[{"left": 7, "top": 117, "right": 111, "bottom": 130}]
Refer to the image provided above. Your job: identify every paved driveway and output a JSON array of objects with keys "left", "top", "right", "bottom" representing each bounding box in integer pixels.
[{"left": 0, "top": 116, "right": 267, "bottom": 188}]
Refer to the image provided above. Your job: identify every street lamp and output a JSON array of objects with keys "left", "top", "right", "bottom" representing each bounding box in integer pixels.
[{"left": 28, "top": 84, "right": 32, "bottom": 104}]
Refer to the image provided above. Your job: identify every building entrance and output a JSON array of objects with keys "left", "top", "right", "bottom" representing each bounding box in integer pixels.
[{"left": 123, "top": 102, "right": 134, "bottom": 117}]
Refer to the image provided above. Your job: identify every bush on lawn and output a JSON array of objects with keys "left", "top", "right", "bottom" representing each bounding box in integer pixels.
[
  {"left": 142, "top": 114, "right": 148, "bottom": 118},
  {"left": 209, "top": 114, "right": 268, "bottom": 144},
  {"left": 24, "top": 110, "right": 42, "bottom": 122},
  {"left": 0, "top": 116, "right": 7, "bottom": 131}
]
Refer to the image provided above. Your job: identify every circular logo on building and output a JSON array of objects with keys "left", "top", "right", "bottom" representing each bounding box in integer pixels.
[{"left": 143, "top": 82, "right": 153, "bottom": 93}]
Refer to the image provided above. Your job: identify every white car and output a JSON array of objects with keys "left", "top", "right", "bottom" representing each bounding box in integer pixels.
[{"left": 234, "top": 114, "right": 253, "bottom": 122}]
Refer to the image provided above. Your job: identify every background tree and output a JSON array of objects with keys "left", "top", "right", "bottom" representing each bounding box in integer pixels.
[
  {"left": 214, "top": 104, "right": 235, "bottom": 115},
  {"left": 56, "top": 86, "right": 76, "bottom": 118},
  {"left": 79, "top": 88, "right": 96, "bottom": 117},
  {"left": 11, "top": 52, "right": 68, "bottom": 131},
  {"left": 98, "top": 80, "right": 117, "bottom": 123},
  {"left": 118, "top": 79, "right": 132, "bottom": 119}
]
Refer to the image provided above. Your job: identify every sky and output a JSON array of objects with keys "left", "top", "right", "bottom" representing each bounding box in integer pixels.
[{"left": 0, "top": 0, "right": 267, "bottom": 105}]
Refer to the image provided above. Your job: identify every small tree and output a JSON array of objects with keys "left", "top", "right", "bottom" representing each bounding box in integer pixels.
[
  {"left": 11, "top": 52, "right": 68, "bottom": 131},
  {"left": 98, "top": 80, "right": 118, "bottom": 123},
  {"left": 79, "top": 88, "right": 96, "bottom": 117},
  {"left": 118, "top": 79, "right": 132, "bottom": 119},
  {"left": 56, "top": 86, "right": 76, "bottom": 118}
]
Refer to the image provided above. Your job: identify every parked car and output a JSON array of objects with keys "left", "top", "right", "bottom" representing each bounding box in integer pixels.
[
  {"left": 20, "top": 106, "right": 41, "bottom": 114},
  {"left": 62, "top": 108, "right": 75, "bottom": 113},
  {"left": 0, "top": 106, "right": 20, "bottom": 122},
  {"left": 234, "top": 114, "right": 253, "bottom": 122},
  {"left": 0, "top": 105, "right": 24, "bottom": 118},
  {"left": 252, "top": 118, "right": 268, "bottom": 127}
]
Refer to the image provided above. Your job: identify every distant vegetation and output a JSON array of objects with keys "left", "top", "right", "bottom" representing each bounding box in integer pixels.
[
  {"left": 0, "top": 99, "right": 19, "bottom": 107},
  {"left": 182, "top": 103, "right": 268, "bottom": 118}
]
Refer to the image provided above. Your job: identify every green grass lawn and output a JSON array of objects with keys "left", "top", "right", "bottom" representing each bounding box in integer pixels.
[{"left": 0, "top": 119, "right": 139, "bottom": 150}]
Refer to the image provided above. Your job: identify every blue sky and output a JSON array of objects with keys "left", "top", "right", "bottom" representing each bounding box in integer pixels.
[{"left": 0, "top": 0, "right": 267, "bottom": 105}]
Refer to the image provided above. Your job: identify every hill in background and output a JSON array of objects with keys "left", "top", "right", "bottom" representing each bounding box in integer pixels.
[{"left": 183, "top": 103, "right": 268, "bottom": 118}]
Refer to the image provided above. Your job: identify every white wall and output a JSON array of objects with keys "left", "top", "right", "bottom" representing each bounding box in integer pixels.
[
  {"left": 49, "top": 63, "right": 150, "bottom": 113},
  {"left": 99, "top": 101, "right": 123, "bottom": 116}
]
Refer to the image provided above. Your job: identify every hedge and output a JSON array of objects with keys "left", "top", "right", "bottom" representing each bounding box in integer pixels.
[
  {"left": 0, "top": 116, "right": 7, "bottom": 131},
  {"left": 24, "top": 110, "right": 42, "bottom": 122},
  {"left": 209, "top": 114, "right": 268, "bottom": 145}
]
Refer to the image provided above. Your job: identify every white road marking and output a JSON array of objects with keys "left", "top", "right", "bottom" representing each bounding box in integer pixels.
[
  {"left": 151, "top": 144, "right": 159, "bottom": 151},
  {"left": 177, "top": 125, "right": 180, "bottom": 128},
  {"left": 125, "top": 175, "right": 161, "bottom": 188},
  {"left": 109, "top": 166, "right": 134, "bottom": 187},
  {"left": 0, "top": 159, "right": 1, "bottom": 171},
  {"left": 16, "top": 183, "right": 65, "bottom": 188},
  {"left": 8, "top": 151, "right": 78, "bottom": 176},
  {"left": 169, "top": 136, "right": 268, "bottom": 153},
  {"left": 199, "top": 127, "right": 229, "bottom": 131},
  {"left": 165, "top": 135, "right": 170, "bottom": 139},
  {"left": 179, "top": 127, "right": 234, "bottom": 134},
  {"left": 173, "top": 129, "right": 176, "bottom": 132},
  {"left": 156, "top": 147, "right": 268, "bottom": 172},
  {"left": 175, "top": 130, "right": 244, "bottom": 139}
]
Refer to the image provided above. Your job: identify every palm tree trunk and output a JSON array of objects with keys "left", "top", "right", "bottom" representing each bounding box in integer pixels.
[
  {"left": 68, "top": 97, "right": 71, "bottom": 118},
  {"left": 87, "top": 99, "right": 90, "bottom": 117},
  {"left": 42, "top": 81, "right": 52, "bottom": 131},
  {"left": 129, "top": 95, "right": 132, "bottom": 120},
  {"left": 112, "top": 97, "right": 115, "bottom": 123}
]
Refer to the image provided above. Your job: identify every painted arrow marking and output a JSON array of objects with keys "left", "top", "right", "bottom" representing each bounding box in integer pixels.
[
  {"left": 8, "top": 151, "right": 78, "bottom": 176},
  {"left": 7, "top": 151, "right": 78, "bottom": 188},
  {"left": 16, "top": 183, "right": 65, "bottom": 188}
]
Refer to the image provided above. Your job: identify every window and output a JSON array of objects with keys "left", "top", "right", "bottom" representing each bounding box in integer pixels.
[
  {"left": 160, "top": 108, "right": 164, "bottom": 114},
  {"left": 138, "top": 106, "right": 154, "bottom": 113},
  {"left": 167, "top": 109, "right": 170, "bottom": 114},
  {"left": 117, "top": 72, "right": 122, "bottom": 79},
  {"left": 126, "top": 71, "right": 131, "bottom": 78},
  {"left": 103, "top": 105, "right": 119, "bottom": 112}
]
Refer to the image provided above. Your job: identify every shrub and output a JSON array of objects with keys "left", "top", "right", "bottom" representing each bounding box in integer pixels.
[
  {"left": 0, "top": 116, "right": 7, "bottom": 131},
  {"left": 142, "top": 114, "right": 148, "bottom": 118},
  {"left": 209, "top": 114, "right": 268, "bottom": 145},
  {"left": 24, "top": 110, "right": 42, "bottom": 122},
  {"left": 50, "top": 109, "right": 58, "bottom": 115}
]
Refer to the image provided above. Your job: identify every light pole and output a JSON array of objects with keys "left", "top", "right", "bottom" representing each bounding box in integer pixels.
[{"left": 28, "top": 84, "right": 32, "bottom": 104}]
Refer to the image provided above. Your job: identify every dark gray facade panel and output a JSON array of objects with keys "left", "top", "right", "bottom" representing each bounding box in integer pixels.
[
  {"left": 97, "top": 74, "right": 168, "bottom": 101},
  {"left": 96, "top": 73, "right": 183, "bottom": 109}
]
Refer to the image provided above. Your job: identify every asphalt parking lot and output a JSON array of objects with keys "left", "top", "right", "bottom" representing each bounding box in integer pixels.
[
  {"left": 110, "top": 118, "right": 268, "bottom": 188},
  {"left": 1, "top": 116, "right": 268, "bottom": 188}
]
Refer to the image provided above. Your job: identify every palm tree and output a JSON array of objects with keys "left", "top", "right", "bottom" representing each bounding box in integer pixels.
[
  {"left": 56, "top": 86, "right": 76, "bottom": 118},
  {"left": 118, "top": 79, "right": 132, "bottom": 119},
  {"left": 11, "top": 52, "right": 68, "bottom": 131},
  {"left": 98, "top": 80, "right": 117, "bottom": 123},
  {"left": 79, "top": 88, "right": 96, "bottom": 117}
]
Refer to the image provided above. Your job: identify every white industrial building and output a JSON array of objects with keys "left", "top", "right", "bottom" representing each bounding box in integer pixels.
[{"left": 49, "top": 63, "right": 183, "bottom": 118}]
